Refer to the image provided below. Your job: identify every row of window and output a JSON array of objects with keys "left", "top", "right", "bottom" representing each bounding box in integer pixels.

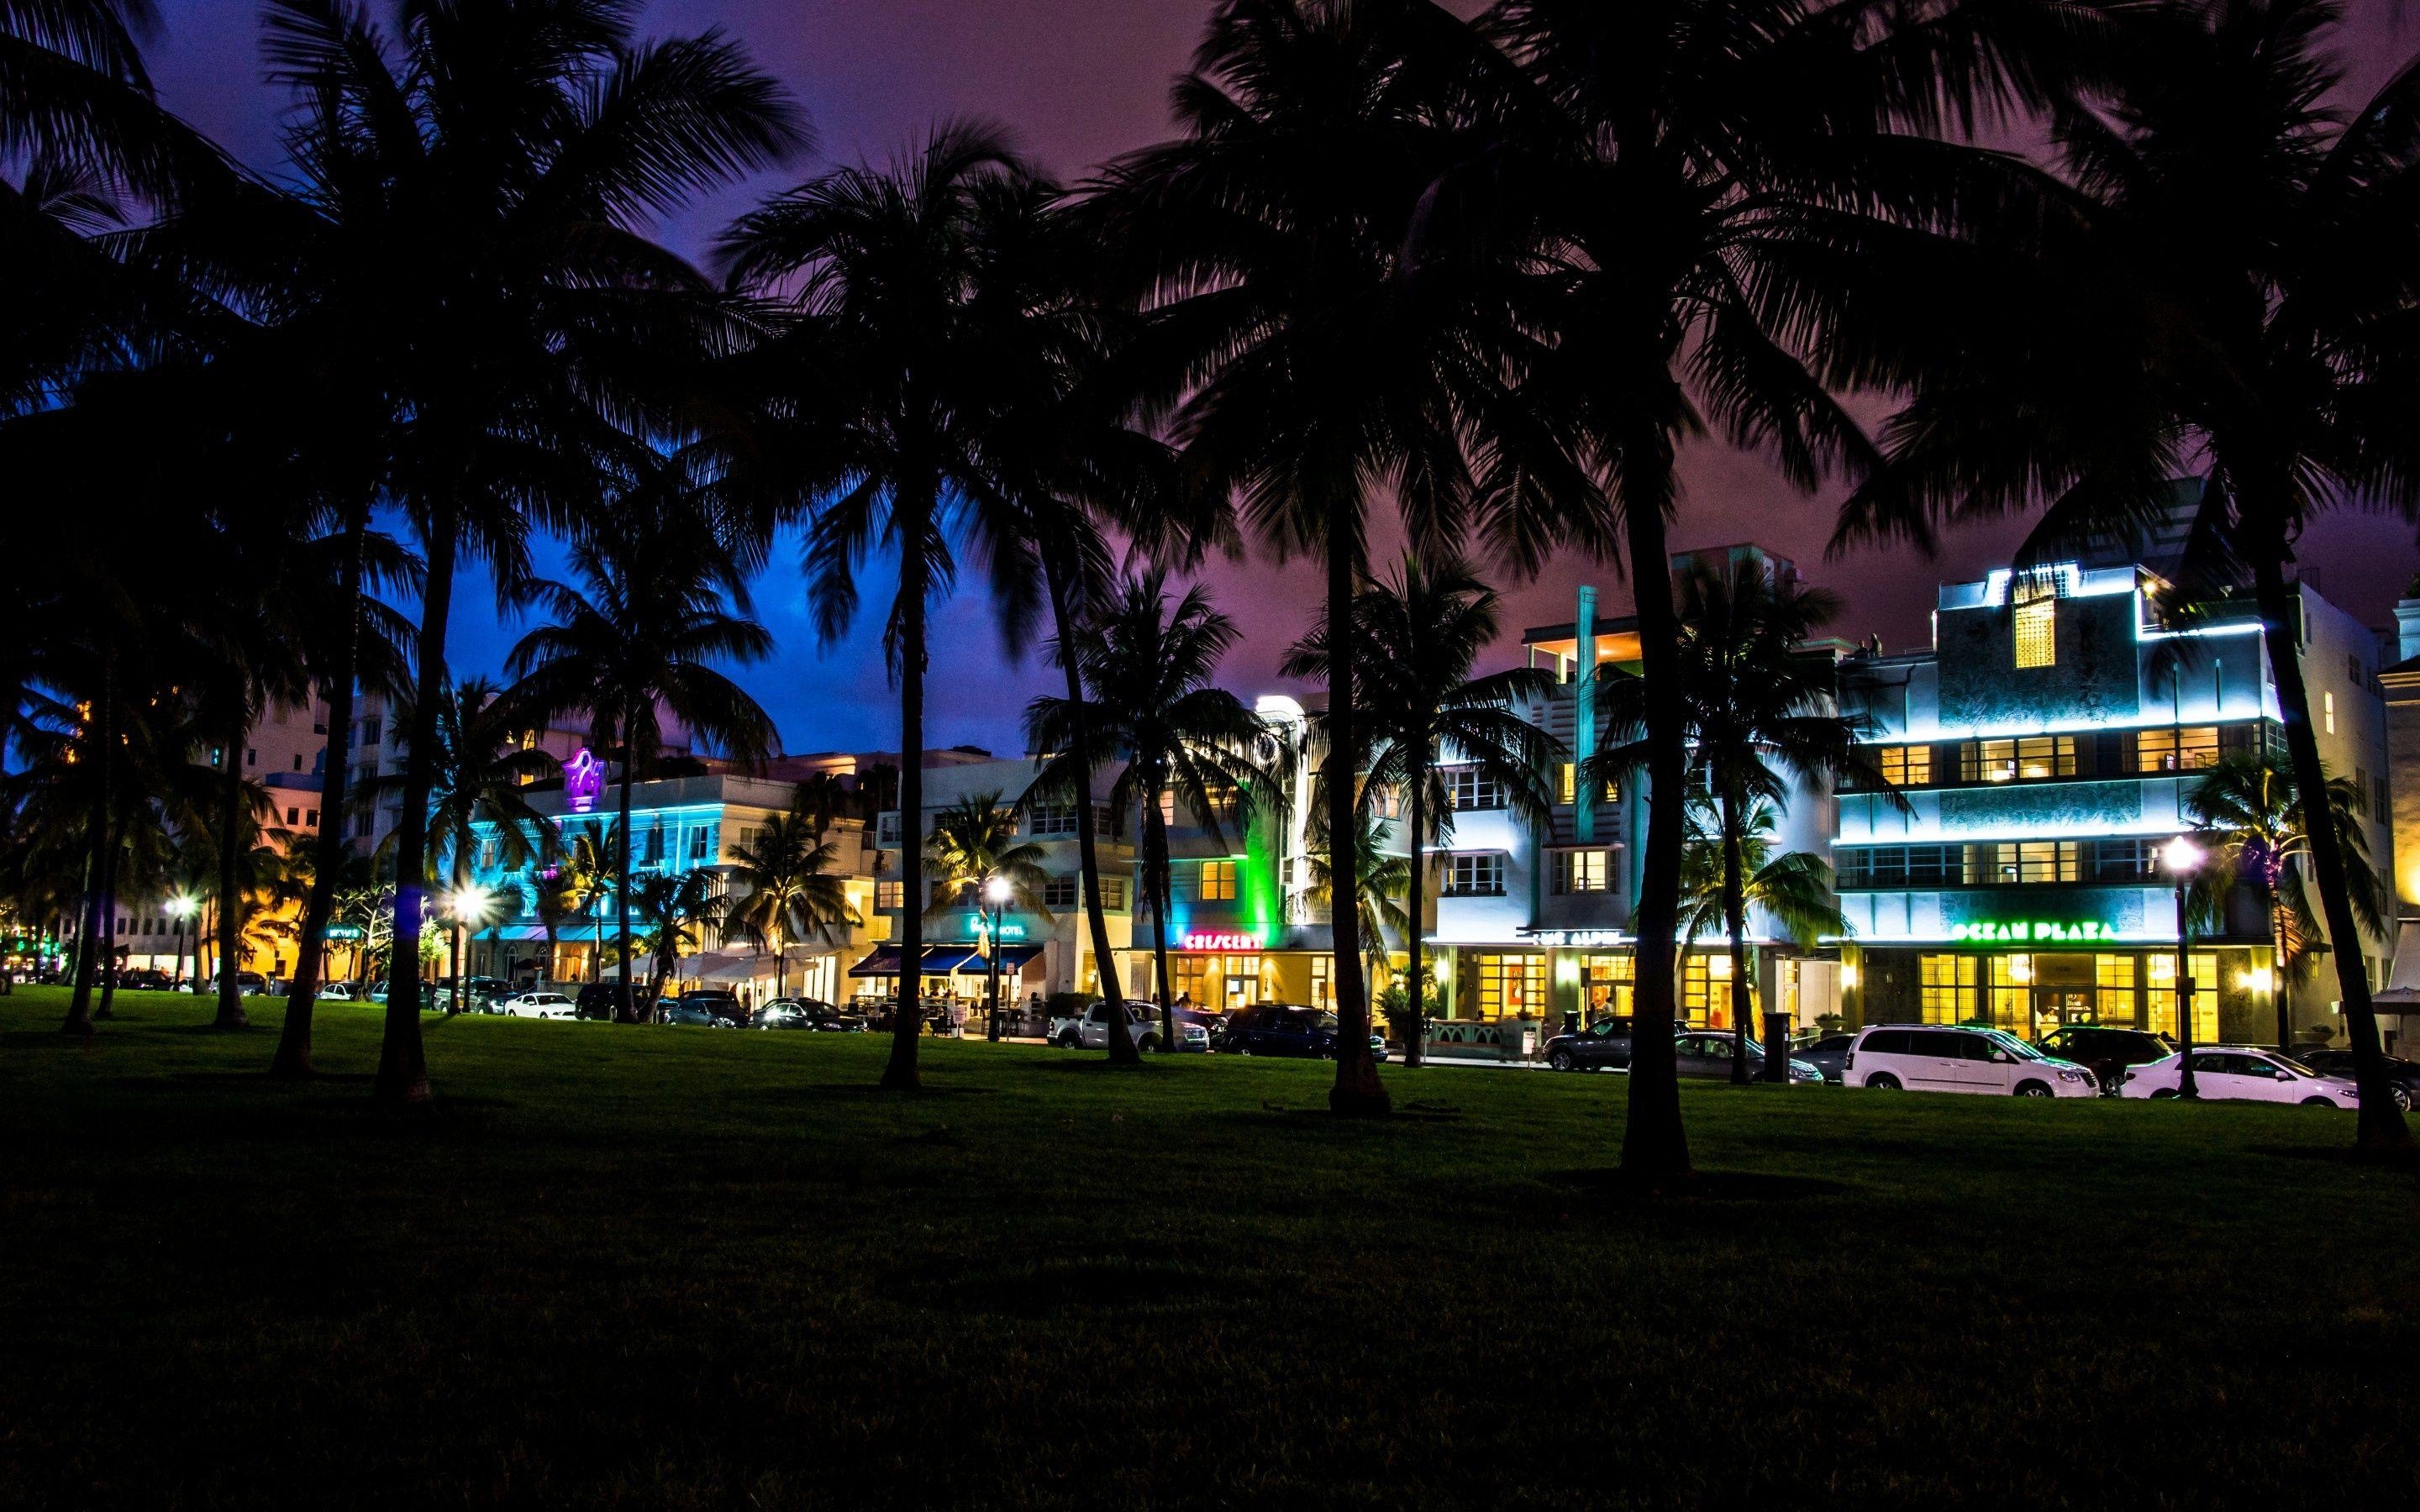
[
  {"left": 1836, "top": 838, "right": 2166, "bottom": 889},
  {"left": 1444, "top": 848, "right": 1618, "bottom": 895},
  {"left": 1846, "top": 723, "right": 2274, "bottom": 791}
]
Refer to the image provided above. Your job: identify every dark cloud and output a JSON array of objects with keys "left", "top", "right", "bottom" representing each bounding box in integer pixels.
[{"left": 146, "top": 1, "right": 2420, "bottom": 756}]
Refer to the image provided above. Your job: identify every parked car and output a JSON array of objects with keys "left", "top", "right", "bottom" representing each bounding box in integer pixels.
[
  {"left": 660, "top": 999, "right": 721, "bottom": 1026},
  {"left": 1847, "top": 1024, "right": 2096, "bottom": 1096},
  {"left": 1050, "top": 1002, "right": 1170, "bottom": 1053},
  {"left": 2118, "top": 1047, "right": 2361, "bottom": 1107},
  {"left": 673, "top": 990, "right": 747, "bottom": 1028},
  {"left": 576, "top": 982, "right": 639, "bottom": 1021},
  {"left": 493, "top": 990, "right": 577, "bottom": 1020},
  {"left": 313, "top": 981, "right": 357, "bottom": 1001},
  {"left": 1792, "top": 1032, "right": 1857, "bottom": 1084},
  {"left": 2280, "top": 1047, "right": 2418, "bottom": 1110},
  {"left": 1674, "top": 1029, "right": 1824, "bottom": 1083},
  {"left": 119, "top": 968, "right": 171, "bottom": 991},
  {"left": 2031, "top": 1024, "right": 2176, "bottom": 1095},
  {"left": 1219, "top": 1004, "right": 1388, "bottom": 1062},
  {"left": 1544, "top": 1017, "right": 1634, "bottom": 1072},
  {"left": 220, "top": 971, "right": 267, "bottom": 996},
  {"left": 755, "top": 998, "right": 870, "bottom": 1032}
]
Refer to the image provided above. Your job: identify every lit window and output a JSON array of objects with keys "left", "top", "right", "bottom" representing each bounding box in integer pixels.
[
  {"left": 1474, "top": 953, "right": 1546, "bottom": 1020},
  {"left": 2324, "top": 691, "right": 2337, "bottom": 735},
  {"left": 2137, "top": 727, "right": 2219, "bottom": 772},
  {"left": 1876, "top": 745, "right": 1931, "bottom": 786},
  {"left": 1446, "top": 767, "right": 1503, "bottom": 811},
  {"left": 2013, "top": 580, "right": 2056, "bottom": 669},
  {"left": 1447, "top": 853, "right": 1505, "bottom": 896},
  {"left": 1201, "top": 861, "right": 1238, "bottom": 900},
  {"left": 1919, "top": 953, "right": 1977, "bottom": 1024},
  {"left": 876, "top": 881, "right": 903, "bottom": 911},
  {"left": 1559, "top": 764, "right": 1576, "bottom": 805},
  {"left": 1555, "top": 849, "right": 1609, "bottom": 894},
  {"left": 1042, "top": 877, "right": 1080, "bottom": 910}
]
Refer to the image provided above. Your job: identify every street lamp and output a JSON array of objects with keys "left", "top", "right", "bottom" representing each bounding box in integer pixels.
[
  {"left": 2164, "top": 834, "right": 2205, "bottom": 1100},
  {"left": 982, "top": 875, "right": 1014, "bottom": 1043},
  {"left": 445, "top": 884, "right": 495, "bottom": 1012},
  {"left": 166, "top": 895, "right": 197, "bottom": 990}
]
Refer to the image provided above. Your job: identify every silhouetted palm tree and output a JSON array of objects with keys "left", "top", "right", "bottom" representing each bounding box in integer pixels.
[
  {"left": 1286, "top": 553, "right": 1560, "bottom": 1066},
  {"left": 1677, "top": 797, "right": 1847, "bottom": 1078},
  {"left": 1028, "top": 572, "right": 1267, "bottom": 1058},
  {"left": 1835, "top": 0, "right": 2419, "bottom": 1147},
  {"left": 721, "top": 123, "right": 1057, "bottom": 1091},
  {"left": 921, "top": 793, "right": 1052, "bottom": 1041},
  {"left": 630, "top": 868, "right": 718, "bottom": 1004},
  {"left": 508, "top": 480, "right": 775, "bottom": 1021},
  {"left": 1306, "top": 807, "right": 1412, "bottom": 999},
  {"left": 723, "top": 807, "right": 858, "bottom": 1003},
  {"left": 1599, "top": 564, "right": 1891, "bottom": 1084},
  {"left": 2187, "top": 750, "right": 2385, "bottom": 1049}
]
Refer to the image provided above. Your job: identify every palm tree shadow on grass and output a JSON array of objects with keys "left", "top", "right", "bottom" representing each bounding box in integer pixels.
[{"left": 1539, "top": 1168, "right": 1852, "bottom": 1204}]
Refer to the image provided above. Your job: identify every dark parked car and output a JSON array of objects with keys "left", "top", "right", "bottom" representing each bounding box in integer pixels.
[
  {"left": 1544, "top": 1017, "right": 1634, "bottom": 1072},
  {"left": 2031, "top": 1024, "right": 2176, "bottom": 1095},
  {"left": 660, "top": 999, "right": 719, "bottom": 1026},
  {"left": 118, "top": 968, "right": 172, "bottom": 991},
  {"left": 1221, "top": 1005, "right": 1389, "bottom": 1062},
  {"left": 576, "top": 982, "right": 643, "bottom": 1021},
  {"left": 755, "top": 998, "right": 869, "bottom": 1032},
  {"left": 2285, "top": 1047, "right": 2418, "bottom": 1110},
  {"left": 1794, "top": 1032, "right": 1857, "bottom": 1084},
  {"left": 669, "top": 990, "right": 746, "bottom": 1027},
  {"left": 1674, "top": 1029, "right": 1823, "bottom": 1083}
]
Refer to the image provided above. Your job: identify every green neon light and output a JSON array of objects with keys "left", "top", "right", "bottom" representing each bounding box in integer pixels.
[
  {"left": 1242, "top": 801, "right": 1281, "bottom": 947},
  {"left": 1948, "top": 920, "right": 2114, "bottom": 944}
]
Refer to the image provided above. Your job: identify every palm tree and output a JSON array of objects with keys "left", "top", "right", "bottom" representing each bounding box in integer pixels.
[
  {"left": 723, "top": 807, "right": 858, "bottom": 1004},
  {"left": 1028, "top": 572, "right": 1268, "bottom": 1058},
  {"left": 1305, "top": 807, "right": 1413, "bottom": 997},
  {"left": 0, "top": 0, "right": 224, "bottom": 204},
  {"left": 1095, "top": 0, "right": 1540, "bottom": 1116},
  {"left": 720, "top": 123, "right": 1058, "bottom": 1092},
  {"left": 1285, "top": 553, "right": 1560, "bottom": 1066},
  {"left": 921, "top": 793, "right": 1052, "bottom": 1042},
  {"left": 2187, "top": 750, "right": 2385, "bottom": 1050},
  {"left": 248, "top": 0, "right": 804, "bottom": 1105},
  {"left": 558, "top": 822, "right": 618, "bottom": 984},
  {"left": 1676, "top": 797, "right": 1848, "bottom": 1076},
  {"left": 1835, "top": 0, "right": 2418, "bottom": 1147},
  {"left": 1460, "top": 0, "right": 2106, "bottom": 1176},
  {"left": 629, "top": 867, "right": 718, "bottom": 1005},
  {"left": 1599, "top": 564, "right": 1893, "bottom": 1084},
  {"left": 508, "top": 480, "right": 776, "bottom": 1022}
]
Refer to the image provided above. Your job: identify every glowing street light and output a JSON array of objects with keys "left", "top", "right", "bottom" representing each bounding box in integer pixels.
[
  {"left": 2165, "top": 834, "right": 2205, "bottom": 1100},
  {"left": 981, "top": 875, "right": 1015, "bottom": 1042},
  {"left": 166, "top": 895, "right": 197, "bottom": 990},
  {"left": 448, "top": 884, "right": 495, "bottom": 925}
]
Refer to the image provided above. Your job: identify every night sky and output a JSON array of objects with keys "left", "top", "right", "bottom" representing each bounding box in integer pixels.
[{"left": 145, "top": 0, "right": 2420, "bottom": 758}]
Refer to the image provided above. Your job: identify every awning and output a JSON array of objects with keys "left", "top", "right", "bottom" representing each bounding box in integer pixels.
[
  {"left": 848, "top": 944, "right": 990, "bottom": 977},
  {"left": 987, "top": 944, "right": 1044, "bottom": 971},
  {"left": 849, "top": 944, "right": 905, "bottom": 978}
]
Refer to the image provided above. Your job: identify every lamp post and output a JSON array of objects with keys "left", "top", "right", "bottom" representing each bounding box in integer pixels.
[
  {"left": 445, "top": 884, "right": 493, "bottom": 1014},
  {"left": 2164, "top": 834, "right": 2204, "bottom": 1100},
  {"left": 166, "top": 895, "right": 197, "bottom": 990},
  {"left": 982, "top": 875, "right": 1013, "bottom": 1042}
]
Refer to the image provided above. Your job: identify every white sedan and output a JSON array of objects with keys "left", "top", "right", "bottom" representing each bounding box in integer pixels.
[
  {"left": 493, "top": 990, "right": 576, "bottom": 1021},
  {"left": 2118, "top": 1047, "right": 2360, "bottom": 1108}
]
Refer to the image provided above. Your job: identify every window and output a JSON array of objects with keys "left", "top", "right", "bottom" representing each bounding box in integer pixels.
[
  {"left": 644, "top": 826, "right": 664, "bottom": 866},
  {"left": 1472, "top": 953, "right": 1546, "bottom": 1020},
  {"left": 292, "top": 753, "right": 302, "bottom": 771},
  {"left": 1919, "top": 953, "right": 1977, "bottom": 1023},
  {"left": 360, "top": 718, "right": 381, "bottom": 748},
  {"left": 245, "top": 748, "right": 257, "bottom": 767},
  {"left": 2085, "top": 838, "right": 2157, "bottom": 883},
  {"left": 2136, "top": 726, "right": 2219, "bottom": 772},
  {"left": 354, "top": 811, "right": 375, "bottom": 839},
  {"left": 1876, "top": 744, "right": 1932, "bottom": 787},
  {"left": 2146, "top": 952, "right": 2220, "bottom": 1042},
  {"left": 1042, "top": 877, "right": 1080, "bottom": 910},
  {"left": 689, "top": 828, "right": 708, "bottom": 862},
  {"left": 286, "top": 807, "right": 300, "bottom": 826},
  {"left": 2324, "top": 691, "right": 2337, "bottom": 735},
  {"left": 2012, "top": 578, "right": 2056, "bottom": 668},
  {"left": 476, "top": 838, "right": 497, "bottom": 870},
  {"left": 1559, "top": 763, "right": 1576, "bottom": 805},
  {"left": 876, "top": 881, "right": 904, "bottom": 911},
  {"left": 1095, "top": 877, "right": 1128, "bottom": 911},
  {"left": 1582, "top": 954, "right": 1634, "bottom": 1019},
  {"left": 305, "top": 809, "right": 318, "bottom": 827},
  {"left": 1447, "top": 853, "right": 1505, "bottom": 896},
  {"left": 1446, "top": 768, "right": 1503, "bottom": 811},
  {"left": 1986, "top": 841, "right": 2080, "bottom": 884},
  {"left": 1966, "top": 736, "right": 2076, "bottom": 782},
  {"left": 1554, "top": 848, "right": 1610, "bottom": 894},
  {"left": 1028, "top": 802, "right": 1079, "bottom": 837},
  {"left": 1201, "top": 860, "right": 1238, "bottom": 900}
]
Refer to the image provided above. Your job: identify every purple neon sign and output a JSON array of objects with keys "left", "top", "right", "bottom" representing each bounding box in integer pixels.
[{"left": 565, "top": 748, "right": 606, "bottom": 813}]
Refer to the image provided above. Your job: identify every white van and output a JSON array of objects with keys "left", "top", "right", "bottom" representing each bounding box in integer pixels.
[{"left": 1846, "top": 1024, "right": 2097, "bottom": 1097}]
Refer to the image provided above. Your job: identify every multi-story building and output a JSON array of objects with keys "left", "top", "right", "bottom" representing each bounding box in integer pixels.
[
  {"left": 2365, "top": 593, "right": 2420, "bottom": 1051},
  {"left": 1833, "top": 548, "right": 2391, "bottom": 1046}
]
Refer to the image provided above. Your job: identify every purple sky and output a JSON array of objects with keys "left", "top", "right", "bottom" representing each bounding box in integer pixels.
[{"left": 145, "top": 0, "right": 2420, "bottom": 758}]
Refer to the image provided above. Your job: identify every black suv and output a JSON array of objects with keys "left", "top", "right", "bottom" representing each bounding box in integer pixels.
[
  {"left": 1221, "top": 1005, "right": 1389, "bottom": 1061},
  {"left": 576, "top": 982, "right": 641, "bottom": 1021},
  {"left": 1544, "top": 1017, "right": 1634, "bottom": 1072},
  {"left": 2286, "top": 1047, "right": 2420, "bottom": 1110},
  {"left": 2031, "top": 1025, "right": 2175, "bottom": 1094},
  {"left": 676, "top": 990, "right": 747, "bottom": 1027}
]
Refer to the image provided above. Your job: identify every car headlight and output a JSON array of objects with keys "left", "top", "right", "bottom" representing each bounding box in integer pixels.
[{"left": 2057, "top": 1068, "right": 2087, "bottom": 1083}]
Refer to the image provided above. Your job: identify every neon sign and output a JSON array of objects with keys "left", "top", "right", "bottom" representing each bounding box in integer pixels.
[
  {"left": 1182, "top": 931, "right": 1261, "bottom": 952},
  {"left": 564, "top": 748, "right": 606, "bottom": 813},
  {"left": 1522, "top": 928, "right": 1628, "bottom": 948},
  {"left": 1949, "top": 920, "right": 2113, "bottom": 944},
  {"left": 970, "top": 915, "right": 1028, "bottom": 941}
]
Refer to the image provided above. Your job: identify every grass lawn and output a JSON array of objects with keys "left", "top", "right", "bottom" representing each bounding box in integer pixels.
[{"left": 3, "top": 987, "right": 2416, "bottom": 1509}]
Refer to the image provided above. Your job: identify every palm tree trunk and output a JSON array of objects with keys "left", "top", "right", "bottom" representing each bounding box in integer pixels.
[
  {"left": 1404, "top": 759, "right": 1427, "bottom": 1069},
  {"left": 1040, "top": 543, "right": 1134, "bottom": 1060},
  {"left": 616, "top": 706, "right": 636, "bottom": 1023},
  {"left": 2249, "top": 548, "right": 2408, "bottom": 1148},
  {"left": 1619, "top": 444, "right": 1692, "bottom": 1180},
  {"left": 213, "top": 707, "right": 250, "bottom": 1030},
  {"left": 1149, "top": 805, "right": 1173, "bottom": 1055},
  {"left": 1324, "top": 515, "right": 1387, "bottom": 1116},
  {"left": 447, "top": 853, "right": 466, "bottom": 1016},
  {"left": 64, "top": 681, "right": 108, "bottom": 1036},
  {"left": 2270, "top": 890, "right": 2290, "bottom": 1051},
  {"left": 378, "top": 506, "right": 459, "bottom": 1107},
  {"left": 881, "top": 500, "right": 931, "bottom": 1093},
  {"left": 273, "top": 502, "right": 368, "bottom": 1077},
  {"left": 1721, "top": 790, "right": 1750, "bottom": 1086},
  {"left": 95, "top": 830, "right": 121, "bottom": 1021}
]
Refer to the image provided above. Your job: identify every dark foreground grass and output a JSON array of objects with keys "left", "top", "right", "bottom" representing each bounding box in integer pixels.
[{"left": 3, "top": 989, "right": 2416, "bottom": 1509}]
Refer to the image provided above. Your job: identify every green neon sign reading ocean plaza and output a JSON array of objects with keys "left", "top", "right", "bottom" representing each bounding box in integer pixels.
[{"left": 1947, "top": 920, "right": 2114, "bottom": 945}]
